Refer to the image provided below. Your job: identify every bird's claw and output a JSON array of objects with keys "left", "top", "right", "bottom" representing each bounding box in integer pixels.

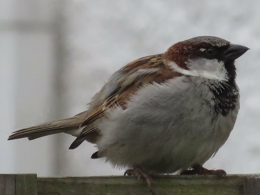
[{"left": 180, "top": 164, "right": 226, "bottom": 176}]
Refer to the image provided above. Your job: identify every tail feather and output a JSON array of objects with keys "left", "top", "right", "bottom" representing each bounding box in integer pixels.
[{"left": 8, "top": 117, "right": 81, "bottom": 140}]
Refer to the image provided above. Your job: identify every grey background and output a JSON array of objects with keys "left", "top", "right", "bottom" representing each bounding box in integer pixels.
[{"left": 1, "top": 0, "right": 260, "bottom": 176}]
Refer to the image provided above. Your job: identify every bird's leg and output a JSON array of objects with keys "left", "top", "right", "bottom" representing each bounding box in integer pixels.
[
  {"left": 124, "top": 165, "right": 155, "bottom": 195},
  {"left": 180, "top": 164, "right": 226, "bottom": 176},
  {"left": 124, "top": 165, "right": 152, "bottom": 186},
  {"left": 124, "top": 169, "right": 137, "bottom": 176}
]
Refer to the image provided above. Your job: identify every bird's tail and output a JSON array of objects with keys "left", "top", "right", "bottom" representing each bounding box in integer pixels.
[{"left": 8, "top": 117, "right": 81, "bottom": 140}]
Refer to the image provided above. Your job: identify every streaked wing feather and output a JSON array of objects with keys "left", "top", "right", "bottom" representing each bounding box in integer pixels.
[{"left": 80, "top": 54, "right": 180, "bottom": 137}]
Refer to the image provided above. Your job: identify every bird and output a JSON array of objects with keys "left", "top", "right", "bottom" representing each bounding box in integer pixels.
[{"left": 9, "top": 36, "right": 248, "bottom": 188}]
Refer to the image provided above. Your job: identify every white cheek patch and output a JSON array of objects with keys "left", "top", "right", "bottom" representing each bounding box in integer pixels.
[{"left": 168, "top": 59, "right": 228, "bottom": 81}]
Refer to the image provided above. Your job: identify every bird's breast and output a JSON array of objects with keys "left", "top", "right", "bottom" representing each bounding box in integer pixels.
[{"left": 96, "top": 76, "right": 239, "bottom": 173}]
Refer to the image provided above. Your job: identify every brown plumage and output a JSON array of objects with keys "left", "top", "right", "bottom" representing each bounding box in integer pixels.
[
  {"left": 70, "top": 54, "right": 181, "bottom": 149},
  {"left": 8, "top": 54, "right": 180, "bottom": 150},
  {"left": 8, "top": 111, "right": 88, "bottom": 140},
  {"left": 8, "top": 36, "right": 249, "bottom": 193}
]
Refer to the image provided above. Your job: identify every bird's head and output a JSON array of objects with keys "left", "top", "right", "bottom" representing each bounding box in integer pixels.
[{"left": 163, "top": 36, "right": 249, "bottom": 81}]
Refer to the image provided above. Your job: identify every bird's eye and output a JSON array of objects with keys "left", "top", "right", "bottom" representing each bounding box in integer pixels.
[{"left": 204, "top": 47, "right": 216, "bottom": 56}]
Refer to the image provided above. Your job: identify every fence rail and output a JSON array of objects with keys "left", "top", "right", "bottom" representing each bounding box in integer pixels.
[{"left": 1, "top": 174, "right": 260, "bottom": 195}]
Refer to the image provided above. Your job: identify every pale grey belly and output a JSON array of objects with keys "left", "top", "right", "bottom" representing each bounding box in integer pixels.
[{"left": 96, "top": 78, "right": 238, "bottom": 173}]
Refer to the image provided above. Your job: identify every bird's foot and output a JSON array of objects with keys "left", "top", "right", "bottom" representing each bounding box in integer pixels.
[
  {"left": 124, "top": 165, "right": 155, "bottom": 195},
  {"left": 124, "top": 165, "right": 152, "bottom": 186},
  {"left": 180, "top": 164, "right": 226, "bottom": 176},
  {"left": 124, "top": 169, "right": 136, "bottom": 176}
]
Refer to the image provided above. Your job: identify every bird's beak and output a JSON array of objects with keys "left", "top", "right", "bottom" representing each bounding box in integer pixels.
[{"left": 224, "top": 44, "right": 249, "bottom": 61}]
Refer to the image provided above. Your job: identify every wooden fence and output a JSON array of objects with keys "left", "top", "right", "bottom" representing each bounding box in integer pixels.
[{"left": 0, "top": 174, "right": 260, "bottom": 195}]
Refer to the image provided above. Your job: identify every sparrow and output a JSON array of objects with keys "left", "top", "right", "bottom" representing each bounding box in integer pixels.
[{"left": 9, "top": 36, "right": 248, "bottom": 188}]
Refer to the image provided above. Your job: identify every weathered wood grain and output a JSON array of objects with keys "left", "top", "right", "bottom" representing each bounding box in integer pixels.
[
  {"left": 37, "top": 175, "right": 245, "bottom": 195},
  {"left": 0, "top": 174, "right": 15, "bottom": 195},
  {"left": 1, "top": 174, "right": 260, "bottom": 195},
  {"left": 244, "top": 175, "right": 260, "bottom": 195},
  {"left": 0, "top": 174, "right": 37, "bottom": 195}
]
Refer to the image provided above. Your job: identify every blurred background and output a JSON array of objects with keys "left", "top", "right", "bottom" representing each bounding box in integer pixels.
[{"left": 1, "top": 0, "right": 260, "bottom": 177}]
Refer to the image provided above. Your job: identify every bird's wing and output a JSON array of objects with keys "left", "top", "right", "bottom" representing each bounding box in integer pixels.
[{"left": 69, "top": 54, "right": 181, "bottom": 149}]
